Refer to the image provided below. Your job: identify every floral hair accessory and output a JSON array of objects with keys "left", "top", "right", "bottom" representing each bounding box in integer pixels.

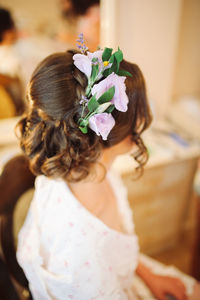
[{"left": 73, "top": 34, "right": 132, "bottom": 140}]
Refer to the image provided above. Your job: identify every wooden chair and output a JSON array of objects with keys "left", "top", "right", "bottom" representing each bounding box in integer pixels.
[
  {"left": 0, "top": 85, "right": 16, "bottom": 119},
  {"left": 0, "top": 74, "right": 25, "bottom": 117},
  {"left": 191, "top": 193, "right": 200, "bottom": 280},
  {"left": 0, "top": 155, "right": 35, "bottom": 299}
]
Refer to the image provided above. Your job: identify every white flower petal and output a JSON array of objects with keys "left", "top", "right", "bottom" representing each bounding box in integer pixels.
[
  {"left": 73, "top": 54, "right": 92, "bottom": 78},
  {"left": 96, "top": 103, "right": 112, "bottom": 114},
  {"left": 91, "top": 73, "right": 129, "bottom": 112},
  {"left": 89, "top": 113, "right": 115, "bottom": 140}
]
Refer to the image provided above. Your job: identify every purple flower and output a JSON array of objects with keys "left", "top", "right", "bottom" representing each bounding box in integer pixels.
[
  {"left": 77, "top": 33, "right": 84, "bottom": 44},
  {"left": 88, "top": 50, "right": 107, "bottom": 78},
  {"left": 73, "top": 50, "right": 104, "bottom": 79},
  {"left": 92, "top": 73, "right": 129, "bottom": 112},
  {"left": 76, "top": 44, "right": 82, "bottom": 49},
  {"left": 73, "top": 54, "right": 92, "bottom": 78},
  {"left": 88, "top": 113, "right": 115, "bottom": 140},
  {"left": 78, "top": 33, "right": 83, "bottom": 39},
  {"left": 87, "top": 50, "right": 103, "bottom": 64},
  {"left": 80, "top": 95, "right": 89, "bottom": 105},
  {"left": 76, "top": 33, "right": 88, "bottom": 53}
]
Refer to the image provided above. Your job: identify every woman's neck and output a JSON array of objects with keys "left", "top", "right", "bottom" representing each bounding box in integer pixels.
[{"left": 68, "top": 171, "right": 124, "bottom": 233}]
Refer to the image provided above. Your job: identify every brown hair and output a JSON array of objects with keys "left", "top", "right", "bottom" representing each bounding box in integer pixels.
[
  {"left": 17, "top": 50, "right": 152, "bottom": 182},
  {"left": 0, "top": 8, "right": 15, "bottom": 43},
  {"left": 61, "top": 0, "right": 100, "bottom": 18}
]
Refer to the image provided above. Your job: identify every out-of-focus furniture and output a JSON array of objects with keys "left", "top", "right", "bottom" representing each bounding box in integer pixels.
[
  {"left": 0, "top": 86, "right": 16, "bottom": 119},
  {"left": 192, "top": 195, "right": 200, "bottom": 280},
  {"left": 123, "top": 156, "right": 198, "bottom": 255},
  {"left": 0, "top": 155, "right": 35, "bottom": 300},
  {"left": 112, "top": 119, "right": 200, "bottom": 256},
  {"left": 0, "top": 115, "right": 35, "bottom": 300},
  {"left": 191, "top": 164, "right": 200, "bottom": 280},
  {"left": 0, "top": 117, "right": 21, "bottom": 174},
  {"left": 0, "top": 74, "right": 25, "bottom": 117}
]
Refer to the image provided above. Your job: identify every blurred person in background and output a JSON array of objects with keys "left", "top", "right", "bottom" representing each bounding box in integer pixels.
[
  {"left": 0, "top": 8, "right": 25, "bottom": 118},
  {"left": 57, "top": 0, "right": 100, "bottom": 51},
  {"left": 0, "top": 8, "right": 19, "bottom": 77}
]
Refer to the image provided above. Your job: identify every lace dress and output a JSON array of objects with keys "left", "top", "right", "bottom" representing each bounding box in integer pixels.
[{"left": 17, "top": 172, "right": 140, "bottom": 300}]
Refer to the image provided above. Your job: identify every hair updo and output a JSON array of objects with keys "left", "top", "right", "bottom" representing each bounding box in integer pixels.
[{"left": 17, "top": 50, "right": 152, "bottom": 182}]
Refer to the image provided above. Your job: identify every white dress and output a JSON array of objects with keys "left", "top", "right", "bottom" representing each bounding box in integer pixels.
[{"left": 17, "top": 172, "right": 140, "bottom": 300}]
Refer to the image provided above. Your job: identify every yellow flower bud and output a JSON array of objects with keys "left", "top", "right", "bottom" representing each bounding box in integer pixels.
[{"left": 103, "top": 61, "right": 109, "bottom": 67}]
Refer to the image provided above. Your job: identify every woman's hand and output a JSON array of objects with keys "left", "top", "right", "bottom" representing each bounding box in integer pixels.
[
  {"left": 146, "top": 273, "right": 187, "bottom": 300},
  {"left": 188, "top": 282, "right": 200, "bottom": 300},
  {"left": 136, "top": 262, "right": 187, "bottom": 300}
]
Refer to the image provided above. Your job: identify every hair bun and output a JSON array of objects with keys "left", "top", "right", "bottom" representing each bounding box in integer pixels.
[{"left": 18, "top": 109, "right": 102, "bottom": 182}]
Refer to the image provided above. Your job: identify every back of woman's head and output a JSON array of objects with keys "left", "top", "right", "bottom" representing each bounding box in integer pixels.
[
  {"left": 61, "top": 0, "right": 100, "bottom": 18},
  {"left": 17, "top": 50, "right": 152, "bottom": 182},
  {"left": 0, "top": 8, "right": 15, "bottom": 43}
]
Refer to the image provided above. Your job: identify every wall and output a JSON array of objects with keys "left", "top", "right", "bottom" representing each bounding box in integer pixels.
[
  {"left": 172, "top": 0, "right": 200, "bottom": 100},
  {"left": 0, "top": 0, "right": 61, "bottom": 35},
  {"left": 1, "top": 0, "right": 199, "bottom": 114},
  {"left": 101, "top": 0, "right": 182, "bottom": 118}
]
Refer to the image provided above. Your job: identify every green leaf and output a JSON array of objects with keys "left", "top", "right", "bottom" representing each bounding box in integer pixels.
[
  {"left": 88, "top": 94, "right": 99, "bottom": 112},
  {"left": 114, "top": 47, "right": 123, "bottom": 63},
  {"left": 102, "top": 68, "right": 111, "bottom": 77},
  {"left": 102, "top": 47, "right": 113, "bottom": 61},
  {"left": 92, "top": 57, "right": 98, "bottom": 63},
  {"left": 117, "top": 69, "right": 133, "bottom": 77},
  {"left": 106, "top": 104, "right": 115, "bottom": 113},
  {"left": 98, "top": 86, "right": 115, "bottom": 104},
  {"left": 79, "top": 126, "right": 88, "bottom": 134},
  {"left": 109, "top": 54, "right": 115, "bottom": 64},
  {"left": 91, "top": 64, "right": 99, "bottom": 82},
  {"left": 79, "top": 118, "right": 89, "bottom": 134},
  {"left": 79, "top": 118, "right": 89, "bottom": 127},
  {"left": 110, "top": 56, "right": 119, "bottom": 73}
]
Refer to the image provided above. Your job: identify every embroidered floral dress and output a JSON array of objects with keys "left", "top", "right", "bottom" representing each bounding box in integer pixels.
[{"left": 17, "top": 172, "right": 140, "bottom": 299}]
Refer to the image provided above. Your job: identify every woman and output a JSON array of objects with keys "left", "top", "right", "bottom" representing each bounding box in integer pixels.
[
  {"left": 16, "top": 45, "right": 198, "bottom": 299},
  {"left": 0, "top": 7, "right": 25, "bottom": 116}
]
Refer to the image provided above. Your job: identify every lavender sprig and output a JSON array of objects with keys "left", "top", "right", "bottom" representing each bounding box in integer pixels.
[
  {"left": 76, "top": 33, "right": 88, "bottom": 54},
  {"left": 80, "top": 95, "right": 89, "bottom": 118},
  {"left": 80, "top": 95, "right": 89, "bottom": 105}
]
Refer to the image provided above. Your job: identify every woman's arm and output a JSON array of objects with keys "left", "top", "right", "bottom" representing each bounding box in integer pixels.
[{"left": 136, "top": 262, "right": 187, "bottom": 300}]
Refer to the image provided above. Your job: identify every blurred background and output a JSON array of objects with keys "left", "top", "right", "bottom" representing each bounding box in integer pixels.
[{"left": 0, "top": 0, "right": 200, "bottom": 284}]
